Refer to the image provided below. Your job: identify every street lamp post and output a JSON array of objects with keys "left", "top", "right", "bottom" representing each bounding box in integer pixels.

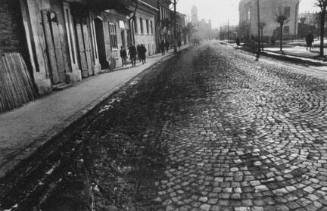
[
  {"left": 256, "top": 0, "right": 261, "bottom": 58},
  {"left": 174, "top": 0, "right": 177, "bottom": 53},
  {"left": 227, "top": 20, "right": 230, "bottom": 43}
]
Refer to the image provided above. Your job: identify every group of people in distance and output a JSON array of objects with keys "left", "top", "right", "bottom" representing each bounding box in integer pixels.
[
  {"left": 159, "top": 40, "right": 170, "bottom": 55},
  {"left": 120, "top": 44, "right": 147, "bottom": 67},
  {"left": 305, "top": 32, "right": 314, "bottom": 51},
  {"left": 159, "top": 40, "right": 182, "bottom": 55}
]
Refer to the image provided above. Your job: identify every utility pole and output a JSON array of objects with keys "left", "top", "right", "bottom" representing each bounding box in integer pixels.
[
  {"left": 256, "top": 0, "right": 261, "bottom": 58},
  {"left": 174, "top": 0, "right": 177, "bottom": 53},
  {"left": 227, "top": 20, "right": 230, "bottom": 43}
]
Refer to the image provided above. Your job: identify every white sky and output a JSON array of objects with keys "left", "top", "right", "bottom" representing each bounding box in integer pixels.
[{"left": 177, "top": 0, "right": 319, "bottom": 28}]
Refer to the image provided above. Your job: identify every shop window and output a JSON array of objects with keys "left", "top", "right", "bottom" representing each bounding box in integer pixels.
[
  {"left": 140, "top": 18, "right": 144, "bottom": 34},
  {"left": 284, "top": 7, "right": 291, "bottom": 18},
  {"left": 109, "top": 23, "right": 118, "bottom": 49},
  {"left": 146, "top": 20, "right": 149, "bottom": 34},
  {"left": 283, "top": 26, "right": 290, "bottom": 34},
  {"left": 150, "top": 21, "right": 153, "bottom": 34},
  {"left": 134, "top": 18, "right": 138, "bottom": 33}
]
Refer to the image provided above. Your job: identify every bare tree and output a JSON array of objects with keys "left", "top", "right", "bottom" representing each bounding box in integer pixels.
[
  {"left": 275, "top": 9, "right": 289, "bottom": 53},
  {"left": 316, "top": 0, "right": 327, "bottom": 57},
  {"left": 259, "top": 22, "right": 266, "bottom": 51}
]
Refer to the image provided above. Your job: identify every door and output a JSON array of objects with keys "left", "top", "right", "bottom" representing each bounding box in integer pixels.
[
  {"left": 75, "top": 17, "right": 93, "bottom": 78},
  {"left": 121, "top": 30, "right": 126, "bottom": 48},
  {"left": 94, "top": 18, "right": 108, "bottom": 69},
  {"left": 42, "top": 10, "right": 67, "bottom": 84}
]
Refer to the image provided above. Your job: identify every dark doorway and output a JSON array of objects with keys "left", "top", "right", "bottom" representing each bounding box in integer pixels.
[
  {"left": 94, "top": 18, "right": 108, "bottom": 69},
  {"left": 121, "top": 30, "right": 126, "bottom": 48}
]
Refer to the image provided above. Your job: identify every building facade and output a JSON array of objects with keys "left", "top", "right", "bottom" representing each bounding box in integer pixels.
[
  {"left": 176, "top": 12, "right": 187, "bottom": 44},
  {"left": 239, "top": 0, "right": 299, "bottom": 39},
  {"left": 190, "top": 6, "right": 212, "bottom": 41},
  {"left": 156, "top": 0, "right": 173, "bottom": 48},
  {"left": 133, "top": 0, "right": 158, "bottom": 56},
  {"left": 0, "top": 0, "right": 186, "bottom": 113},
  {"left": 191, "top": 5, "right": 198, "bottom": 24}
]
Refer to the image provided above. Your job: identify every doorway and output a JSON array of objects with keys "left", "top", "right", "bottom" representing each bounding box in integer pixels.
[
  {"left": 74, "top": 17, "right": 93, "bottom": 78},
  {"left": 121, "top": 30, "right": 126, "bottom": 48},
  {"left": 94, "top": 18, "right": 108, "bottom": 69}
]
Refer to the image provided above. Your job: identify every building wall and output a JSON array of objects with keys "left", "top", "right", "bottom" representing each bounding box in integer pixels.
[
  {"left": 134, "top": 11, "right": 156, "bottom": 55},
  {"left": 0, "top": 0, "right": 27, "bottom": 56},
  {"left": 19, "top": 0, "right": 87, "bottom": 94},
  {"left": 101, "top": 10, "right": 130, "bottom": 67},
  {"left": 239, "top": 0, "right": 299, "bottom": 38}
]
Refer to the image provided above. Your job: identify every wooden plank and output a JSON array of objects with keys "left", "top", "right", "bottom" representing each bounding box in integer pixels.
[
  {"left": 16, "top": 53, "right": 35, "bottom": 100},
  {"left": 42, "top": 10, "right": 60, "bottom": 84},
  {"left": 5, "top": 54, "right": 28, "bottom": 105},
  {"left": 0, "top": 53, "right": 36, "bottom": 113},
  {"left": 0, "top": 59, "right": 14, "bottom": 111},
  {"left": 2, "top": 56, "right": 21, "bottom": 108}
]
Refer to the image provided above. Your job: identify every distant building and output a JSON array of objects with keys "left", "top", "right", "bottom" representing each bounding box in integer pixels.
[
  {"left": 155, "top": 0, "right": 173, "bottom": 46},
  {"left": 191, "top": 5, "right": 198, "bottom": 24},
  {"left": 176, "top": 12, "right": 188, "bottom": 44},
  {"left": 239, "top": 0, "right": 299, "bottom": 39},
  {"left": 190, "top": 6, "right": 212, "bottom": 41},
  {"left": 133, "top": 0, "right": 158, "bottom": 56},
  {"left": 298, "top": 12, "right": 319, "bottom": 38}
]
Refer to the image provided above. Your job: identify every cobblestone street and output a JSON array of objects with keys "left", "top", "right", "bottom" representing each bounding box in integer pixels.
[
  {"left": 146, "top": 43, "right": 327, "bottom": 211},
  {"left": 2, "top": 42, "right": 327, "bottom": 211}
]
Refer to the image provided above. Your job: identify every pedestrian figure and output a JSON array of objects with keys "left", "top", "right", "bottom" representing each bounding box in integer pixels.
[
  {"left": 306, "top": 32, "right": 314, "bottom": 51},
  {"left": 160, "top": 40, "right": 165, "bottom": 55},
  {"left": 128, "top": 45, "right": 137, "bottom": 67},
  {"left": 236, "top": 37, "right": 240, "bottom": 47},
  {"left": 137, "top": 44, "right": 142, "bottom": 62},
  {"left": 140, "top": 44, "right": 147, "bottom": 64},
  {"left": 178, "top": 40, "right": 182, "bottom": 49},
  {"left": 120, "top": 46, "right": 127, "bottom": 66},
  {"left": 165, "top": 41, "right": 169, "bottom": 52}
]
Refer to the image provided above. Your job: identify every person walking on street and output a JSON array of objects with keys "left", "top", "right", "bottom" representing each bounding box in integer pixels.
[
  {"left": 160, "top": 40, "right": 165, "bottom": 55},
  {"left": 178, "top": 40, "right": 182, "bottom": 50},
  {"left": 137, "top": 44, "right": 142, "bottom": 62},
  {"left": 120, "top": 46, "right": 127, "bottom": 66},
  {"left": 236, "top": 37, "right": 240, "bottom": 47},
  {"left": 140, "top": 44, "right": 147, "bottom": 64},
  {"left": 128, "top": 45, "right": 137, "bottom": 67},
  {"left": 165, "top": 41, "right": 169, "bottom": 53},
  {"left": 306, "top": 32, "right": 314, "bottom": 51}
]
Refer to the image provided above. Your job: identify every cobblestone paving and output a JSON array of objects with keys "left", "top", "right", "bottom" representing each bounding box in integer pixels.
[
  {"left": 20, "top": 43, "right": 327, "bottom": 211},
  {"left": 153, "top": 44, "right": 327, "bottom": 211}
]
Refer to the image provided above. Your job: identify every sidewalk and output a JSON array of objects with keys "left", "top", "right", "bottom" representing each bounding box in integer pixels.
[
  {"left": 0, "top": 46, "right": 187, "bottom": 178},
  {"left": 262, "top": 46, "right": 327, "bottom": 66},
  {"left": 221, "top": 41, "right": 327, "bottom": 66}
]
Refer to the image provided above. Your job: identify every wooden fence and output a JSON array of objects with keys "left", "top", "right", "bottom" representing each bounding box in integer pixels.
[{"left": 0, "top": 53, "right": 36, "bottom": 113}]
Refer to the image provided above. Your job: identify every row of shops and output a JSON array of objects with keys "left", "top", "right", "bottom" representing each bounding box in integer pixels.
[{"left": 0, "top": 0, "right": 188, "bottom": 112}]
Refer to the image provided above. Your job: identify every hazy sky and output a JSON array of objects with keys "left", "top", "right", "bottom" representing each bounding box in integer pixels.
[{"left": 177, "top": 0, "right": 319, "bottom": 28}]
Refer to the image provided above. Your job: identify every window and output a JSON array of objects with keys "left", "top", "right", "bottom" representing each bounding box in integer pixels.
[
  {"left": 150, "top": 21, "right": 153, "bottom": 34},
  {"left": 284, "top": 7, "right": 291, "bottom": 18},
  {"left": 283, "top": 26, "right": 290, "bottom": 34},
  {"left": 109, "top": 23, "right": 118, "bottom": 49},
  {"left": 247, "top": 10, "right": 251, "bottom": 22},
  {"left": 146, "top": 20, "right": 149, "bottom": 34},
  {"left": 134, "top": 18, "right": 138, "bottom": 33},
  {"left": 140, "top": 18, "right": 144, "bottom": 34}
]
